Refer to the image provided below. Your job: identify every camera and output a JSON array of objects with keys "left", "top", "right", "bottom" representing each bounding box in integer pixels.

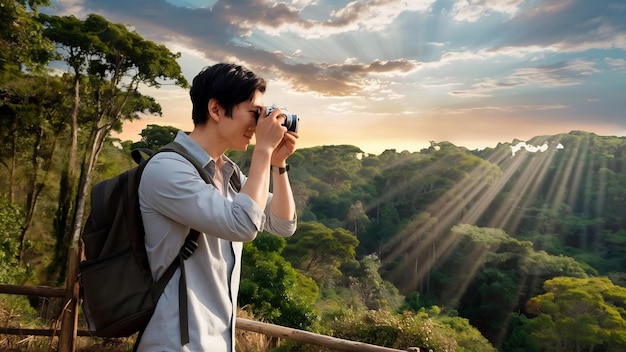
[{"left": 266, "top": 105, "right": 299, "bottom": 133}]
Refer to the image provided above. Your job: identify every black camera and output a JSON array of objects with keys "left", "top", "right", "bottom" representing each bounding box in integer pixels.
[{"left": 266, "top": 105, "right": 299, "bottom": 133}]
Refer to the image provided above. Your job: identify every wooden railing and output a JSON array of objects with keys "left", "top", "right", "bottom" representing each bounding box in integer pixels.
[{"left": 0, "top": 284, "right": 417, "bottom": 352}]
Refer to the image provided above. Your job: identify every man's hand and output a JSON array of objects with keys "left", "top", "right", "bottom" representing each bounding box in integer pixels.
[
  {"left": 272, "top": 131, "right": 298, "bottom": 166},
  {"left": 255, "top": 107, "right": 288, "bottom": 153}
]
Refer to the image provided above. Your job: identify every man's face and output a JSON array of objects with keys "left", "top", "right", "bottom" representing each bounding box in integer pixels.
[{"left": 224, "top": 89, "right": 263, "bottom": 151}]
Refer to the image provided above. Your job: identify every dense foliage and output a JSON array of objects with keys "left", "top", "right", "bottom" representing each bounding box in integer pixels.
[
  {"left": 230, "top": 132, "right": 626, "bottom": 350},
  {"left": 524, "top": 276, "right": 626, "bottom": 351}
]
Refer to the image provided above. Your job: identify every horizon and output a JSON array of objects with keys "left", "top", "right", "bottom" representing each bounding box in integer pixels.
[{"left": 46, "top": 0, "right": 626, "bottom": 156}]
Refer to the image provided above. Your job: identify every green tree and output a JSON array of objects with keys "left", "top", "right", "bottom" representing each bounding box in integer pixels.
[
  {"left": 283, "top": 221, "right": 359, "bottom": 286},
  {"left": 0, "top": 197, "right": 32, "bottom": 284},
  {"left": 525, "top": 276, "right": 626, "bottom": 352},
  {"left": 240, "top": 233, "right": 319, "bottom": 330},
  {"left": 418, "top": 224, "right": 590, "bottom": 347},
  {"left": 39, "top": 13, "right": 189, "bottom": 282},
  {"left": 135, "top": 124, "right": 180, "bottom": 151},
  {"left": 0, "top": 0, "right": 52, "bottom": 81},
  {"left": 0, "top": 74, "right": 71, "bottom": 261},
  {"left": 347, "top": 254, "right": 404, "bottom": 311}
]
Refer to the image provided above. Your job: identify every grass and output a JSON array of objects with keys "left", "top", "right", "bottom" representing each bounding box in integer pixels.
[{"left": 1, "top": 296, "right": 276, "bottom": 352}]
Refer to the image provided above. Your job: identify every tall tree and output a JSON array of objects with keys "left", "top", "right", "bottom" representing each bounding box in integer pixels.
[
  {"left": 39, "top": 13, "right": 189, "bottom": 280},
  {"left": 39, "top": 14, "right": 188, "bottom": 351},
  {"left": 284, "top": 221, "right": 359, "bottom": 285},
  {"left": 0, "top": 74, "right": 71, "bottom": 261},
  {"left": 39, "top": 13, "right": 103, "bottom": 279}
]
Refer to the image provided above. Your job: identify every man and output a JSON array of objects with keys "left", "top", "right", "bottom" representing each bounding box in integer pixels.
[{"left": 137, "top": 63, "right": 298, "bottom": 351}]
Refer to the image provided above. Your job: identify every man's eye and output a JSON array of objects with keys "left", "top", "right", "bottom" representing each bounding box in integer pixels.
[{"left": 253, "top": 109, "right": 261, "bottom": 120}]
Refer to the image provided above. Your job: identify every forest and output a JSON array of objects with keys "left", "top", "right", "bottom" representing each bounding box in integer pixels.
[{"left": 1, "top": 1, "right": 626, "bottom": 351}]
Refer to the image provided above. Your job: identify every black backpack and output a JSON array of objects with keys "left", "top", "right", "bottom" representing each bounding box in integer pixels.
[{"left": 78, "top": 141, "right": 241, "bottom": 345}]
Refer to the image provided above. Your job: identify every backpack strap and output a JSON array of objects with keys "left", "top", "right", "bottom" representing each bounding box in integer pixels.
[
  {"left": 161, "top": 141, "right": 242, "bottom": 192},
  {"left": 137, "top": 141, "right": 242, "bottom": 347},
  {"left": 131, "top": 142, "right": 242, "bottom": 191},
  {"left": 131, "top": 148, "right": 154, "bottom": 165}
]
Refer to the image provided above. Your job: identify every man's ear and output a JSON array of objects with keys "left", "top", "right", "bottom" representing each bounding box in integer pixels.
[{"left": 207, "top": 98, "right": 222, "bottom": 122}]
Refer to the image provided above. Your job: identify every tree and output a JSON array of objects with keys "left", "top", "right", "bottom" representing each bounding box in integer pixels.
[
  {"left": 0, "top": 74, "right": 71, "bottom": 261},
  {"left": 38, "top": 14, "right": 188, "bottom": 350},
  {"left": 283, "top": 221, "right": 359, "bottom": 285},
  {"left": 39, "top": 13, "right": 189, "bottom": 281},
  {"left": 347, "top": 254, "right": 404, "bottom": 311},
  {"left": 0, "top": 0, "right": 52, "bottom": 81},
  {"left": 239, "top": 233, "right": 319, "bottom": 330},
  {"left": 412, "top": 224, "right": 591, "bottom": 348},
  {"left": 135, "top": 124, "right": 180, "bottom": 151},
  {"left": 0, "top": 197, "right": 31, "bottom": 283},
  {"left": 525, "top": 276, "right": 626, "bottom": 352}
]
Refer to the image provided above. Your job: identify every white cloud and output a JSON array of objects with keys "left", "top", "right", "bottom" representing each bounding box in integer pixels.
[
  {"left": 258, "top": 0, "right": 436, "bottom": 38},
  {"left": 605, "top": 57, "right": 626, "bottom": 69},
  {"left": 451, "top": 0, "right": 524, "bottom": 22}
]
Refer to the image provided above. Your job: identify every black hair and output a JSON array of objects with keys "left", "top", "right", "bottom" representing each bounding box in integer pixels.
[{"left": 189, "top": 63, "right": 267, "bottom": 125}]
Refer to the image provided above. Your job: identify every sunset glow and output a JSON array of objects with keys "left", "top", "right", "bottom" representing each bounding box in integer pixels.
[{"left": 46, "top": 0, "right": 626, "bottom": 154}]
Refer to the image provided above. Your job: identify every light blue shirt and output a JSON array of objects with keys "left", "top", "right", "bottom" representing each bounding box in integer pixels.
[{"left": 137, "top": 131, "right": 296, "bottom": 351}]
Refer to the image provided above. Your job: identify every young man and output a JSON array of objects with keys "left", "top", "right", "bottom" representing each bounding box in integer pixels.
[{"left": 136, "top": 63, "right": 298, "bottom": 351}]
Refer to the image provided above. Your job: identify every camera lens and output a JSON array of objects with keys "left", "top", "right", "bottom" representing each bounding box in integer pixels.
[
  {"left": 282, "top": 114, "right": 298, "bottom": 133},
  {"left": 266, "top": 105, "right": 299, "bottom": 133}
]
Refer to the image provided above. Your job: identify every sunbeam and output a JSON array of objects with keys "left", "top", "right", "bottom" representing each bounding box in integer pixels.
[
  {"left": 378, "top": 138, "right": 590, "bottom": 304},
  {"left": 487, "top": 143, "right": 559, "bottom": 234},
  {"left": 381, "top": 146, "right": 523, "bottom": 294}
]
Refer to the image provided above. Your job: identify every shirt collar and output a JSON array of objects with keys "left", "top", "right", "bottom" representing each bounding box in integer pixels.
[{"left": 173, "top": 130, "right": 235, "bottom": 177}]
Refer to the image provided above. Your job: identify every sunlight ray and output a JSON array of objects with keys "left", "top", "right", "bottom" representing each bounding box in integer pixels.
[
  {"left": 381, "top": 147, "right": 511, "bottom": 258},
  {"left": 595, "top": 158, "right": 608, "bottom": 222},
  {"left": 566, "top": 140, "right": 589, "bottom": 208},
  {"left": 439, "top": 244, "right": 492, "bottom": 307},
  {"left": 382, "top": 165, "right": 492, "bottom": 265},
  {"left": 460, "top": 150, "right": 526, "bottom": 225},
  {"left": 547, "top": 137, "right": 587, "bottom": 215},
  {"left": 501, "top": 151, "right": 560, "bottom": 236},
  {"left": 487, "top": 148, "right": 558, "bottom": 234},
  {"left": 381, "top": 148, "right": 517, "bottom": 293}
]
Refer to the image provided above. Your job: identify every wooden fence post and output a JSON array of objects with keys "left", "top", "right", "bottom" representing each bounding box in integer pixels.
[{"left": 58, "top": 245, "right": 81, "bottom": 352}]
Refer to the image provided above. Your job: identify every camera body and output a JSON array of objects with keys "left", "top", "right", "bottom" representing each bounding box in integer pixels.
[{"left": 266, "top": 105, "right": 299, "bottom": 133}]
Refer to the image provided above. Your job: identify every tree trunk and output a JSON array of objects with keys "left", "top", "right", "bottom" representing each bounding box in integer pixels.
[
  {"left": 9, "top": 120, "right": 17, "bottom": 203},
  {"left": 19, "top": 125, "right": 63, "bottom": 263},
  {"left": 56, "top": 83, "right": 117, "bottom": 351},
  {"left": 50, "top": 75, "right": 81, "bottom": 283},
  {"left": 18, "top": 126, "right": 43, "bottom": 262}
]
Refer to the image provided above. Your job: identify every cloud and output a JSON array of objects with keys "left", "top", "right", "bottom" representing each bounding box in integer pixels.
[
  {"left": 451, "top": 59, "right": 600, "bottom": 97},
  {"left": 451, "top": 0, "right": 525, "bottom": 22},
  {"left": 492, "top": 0, "right": 626, "bottom": 52},
  {"left": 511, "top": 59, "right": 600, "bottom": 87},
  {"left": 605, "top": 57, "right": 626, "bottom": 69},
  {"left": 48, "top": 0, "right": 626, "bottom": 152},
  {"left": 51, "top": 0, "right": 425, "bottom": 99},
  {"left": 266, "top": 58, "right": 420, "bottom": 97}
]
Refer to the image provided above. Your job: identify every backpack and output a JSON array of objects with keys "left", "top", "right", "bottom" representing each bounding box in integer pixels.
[{"left": 78, "top": 141, "right": 241, "bottom": 345}]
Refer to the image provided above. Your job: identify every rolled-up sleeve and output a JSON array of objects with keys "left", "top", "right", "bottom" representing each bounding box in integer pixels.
[
  {"left": 263, "top": 193, "right": 297, "bottom": 237},
  {"left": 236, "top": 172, "right": 297, "bottom": 238}
]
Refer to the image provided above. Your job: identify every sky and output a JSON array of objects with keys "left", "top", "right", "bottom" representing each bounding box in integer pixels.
[{"left": 47, "top": 0, "right": 626, "bottom": 155}]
